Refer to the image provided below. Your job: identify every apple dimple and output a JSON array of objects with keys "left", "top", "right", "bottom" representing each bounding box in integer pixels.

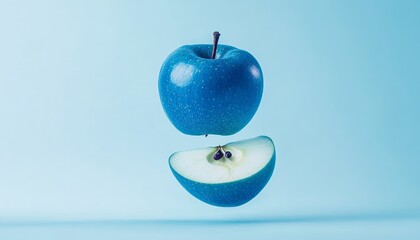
[{"left": 192, "top": 47, "right": 212, "bottom": 59}]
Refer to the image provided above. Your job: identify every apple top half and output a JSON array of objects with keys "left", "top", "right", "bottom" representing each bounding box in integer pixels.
[{"left": 158, "top": 44, "right": 263, "bottom": 136}]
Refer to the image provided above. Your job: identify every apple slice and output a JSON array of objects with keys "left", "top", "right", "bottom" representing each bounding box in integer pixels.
[{"left": 169, "top": 136, "right": 276, "bottom": 207}]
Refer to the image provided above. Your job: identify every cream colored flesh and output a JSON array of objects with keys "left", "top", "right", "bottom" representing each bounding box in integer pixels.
[{"left": 169, "top": 136, "right": 274, "bottom": 184}]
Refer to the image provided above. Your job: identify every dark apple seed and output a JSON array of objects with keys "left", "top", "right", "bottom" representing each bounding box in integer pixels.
[{"left": 213, "top": 149, "right": 224, "bottom": 160}]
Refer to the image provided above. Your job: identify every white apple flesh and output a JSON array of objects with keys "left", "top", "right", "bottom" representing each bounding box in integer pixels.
[{"left": 169, "top": 136, "right": 276, "bottom": 207}]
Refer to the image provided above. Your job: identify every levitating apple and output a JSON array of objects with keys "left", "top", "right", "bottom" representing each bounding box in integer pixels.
[
  {"left": 159, "top": 32, "right": 263, "bottom": 136},
  {"left": 160, "top": 32, "right": 275, "bottom": 207},
  {"left": 169, "top": 136, "right": 275, "bottom": 207}
]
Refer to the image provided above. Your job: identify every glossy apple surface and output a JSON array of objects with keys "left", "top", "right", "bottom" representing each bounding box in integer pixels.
[
  {"left": 169, "top": 136, "right": 275, "bottom": 207},
  {"left": 159, "top": 44, "right": 263, "bottom": 136}
]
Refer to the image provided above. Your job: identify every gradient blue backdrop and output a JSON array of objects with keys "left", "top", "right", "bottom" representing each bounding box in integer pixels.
[{"left": 0, "top": 0, "right": 419, "bottom": 221}]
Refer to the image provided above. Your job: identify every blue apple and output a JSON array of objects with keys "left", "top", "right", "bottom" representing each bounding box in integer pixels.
[
  {"left": 169, "top": 136, "right": 275, "bottom": 207},
  {"left": 158, "top": 32, "right": 263, "bottom": 136}
]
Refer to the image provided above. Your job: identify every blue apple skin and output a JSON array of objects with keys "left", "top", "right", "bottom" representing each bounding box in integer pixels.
[
  {"left": 159, "top": 44, "right": 263, "bottom": 136},
  {"left": 169, "top": 150, "right": 275, "bottom": 207}
]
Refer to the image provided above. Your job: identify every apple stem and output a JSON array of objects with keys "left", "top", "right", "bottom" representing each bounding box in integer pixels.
[{"left": 211, "top": 31, "right": 221, "bottom": 59}]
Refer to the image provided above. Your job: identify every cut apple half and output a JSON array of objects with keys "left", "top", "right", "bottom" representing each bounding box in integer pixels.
[{"left": 169, "top": 136, "right": 276, "bottom": 207}]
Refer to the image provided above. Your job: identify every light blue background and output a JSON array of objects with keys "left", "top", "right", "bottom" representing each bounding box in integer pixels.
[{"left": 0, "top": 0, "right": 419, "bottom": 223}]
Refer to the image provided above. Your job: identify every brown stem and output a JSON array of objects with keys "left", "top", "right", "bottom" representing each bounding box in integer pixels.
[{"left": 211, "top": 31, "right": 220, "bottom": 59}]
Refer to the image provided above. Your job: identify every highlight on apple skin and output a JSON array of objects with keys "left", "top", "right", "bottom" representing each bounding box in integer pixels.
[
  {"left": 158, "top": 43, "right": 263, "bottom": 136},
  {"left": 169, "top": 136, "right": 275, "bottom": 207}
]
